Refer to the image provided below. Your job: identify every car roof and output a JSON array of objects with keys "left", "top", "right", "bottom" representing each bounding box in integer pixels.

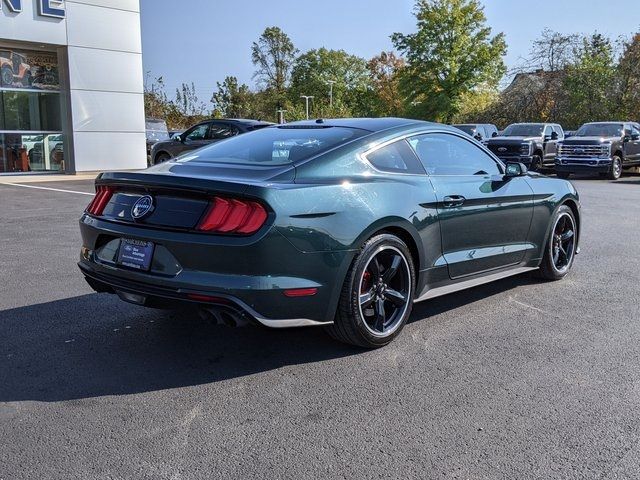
[
  {"left": 221, "top": 119, "right": 274, "bottom": 125},
  {"left": 284, "top": 117, "right": 428, "bottom": 133}
]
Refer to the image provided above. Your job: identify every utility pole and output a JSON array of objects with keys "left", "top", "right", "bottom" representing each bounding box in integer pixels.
[
  {"left": 276, "top": 108, "right": 287, "bottom": 124},
  {"left": 327, "top": 80, "right": 336, "bottom": 108},
  {"left": 300, "top": 95, "right": 314, "bottom": 120}
]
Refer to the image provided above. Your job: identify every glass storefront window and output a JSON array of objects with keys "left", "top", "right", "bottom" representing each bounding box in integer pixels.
[
  {"left": 0, "top": 47, "right": 63, "bottom": 173},
  {"left": 0, "top": 133, "right": 64, "bottom": 173},
  {"left": 1, "top": 91, "right": 62, "bottom": 131}
]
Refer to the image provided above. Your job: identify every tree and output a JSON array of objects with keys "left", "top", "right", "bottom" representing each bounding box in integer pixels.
[
  {"left": 289, "top": 48, "right": 373, "bottom": 118},
  {"left": 211, "top": 76, "right": 254, "bottom": 118},
  {"left": 563, "top": 33, "right": 617, "bottom": 126},
  {"left": 367, "top": 51, "right": 405, "bottom": 116},
  {"left": 251, "top": 26, "right": 298, "bottom": 93},
  {"left": 392, "top": 0, "right": 506, "bottom": 122},
  {"left": 616, "top": 33, "right": 640, "bottom": 120}
]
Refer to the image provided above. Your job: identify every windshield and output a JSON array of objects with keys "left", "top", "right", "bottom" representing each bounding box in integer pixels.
[
  {"left": 182, "top": 126, "right": 368, "bottom": 166},
  {"left": 575, "top": 123, "right": 623, "bottom": 137},
  {"left": 145, "top": 119, "right": 170, "bottom": 142},
  {"left": 502, "top": 124, "right": 544, "bottom": 137},
  {"left": 453, "top": 125, "right": 475, "bottom": 135}
]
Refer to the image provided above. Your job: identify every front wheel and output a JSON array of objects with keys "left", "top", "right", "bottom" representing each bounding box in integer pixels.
[
  {"left": 536, "top": 205, "right": 577, "bottom": 281},
  {"left": 530, "top": 154, "right": 542, "bottom": 172},
  {"left": 607, "top": 155, "right": 622, "bottom": 180},
  {"left": 326, "top": 234, "right": 415, "bottom": 348},
  {"left": 153, "top": 152, "right": 171, "bottom": 165}
]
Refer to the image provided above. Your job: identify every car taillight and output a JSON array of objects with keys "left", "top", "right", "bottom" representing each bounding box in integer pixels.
[
  {"left": 86, "top": 185, "right": 114, "bottom": 216},
  {"left": 197, "top": 196, "right": 268, "bottom": 235}
]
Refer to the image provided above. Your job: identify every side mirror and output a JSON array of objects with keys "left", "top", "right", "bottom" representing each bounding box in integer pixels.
[
  {"left": 174, "top": 134, "right": 183, "bottom": 143},
  {"left": 492, "top": 132, "right": 498, "bottom": 137},
  {"left": 632, "top": 134, "right": 640, "bottom": 141},
  {"left": 551, "top": 131, "right": 559, "bottom": 140},
  {"left": 474, "top": 134, "right": 482, "bottom": 141},
  {"left": 505, "top": 162, "right": 528, "bottom": 178},
  {"left": 623, "top": 135, "right": 631, "bottom": 142}
]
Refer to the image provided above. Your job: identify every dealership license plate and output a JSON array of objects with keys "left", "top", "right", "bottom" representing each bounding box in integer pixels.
[{"left": 117, "top": 239, "right": 155, "bottom": 271}]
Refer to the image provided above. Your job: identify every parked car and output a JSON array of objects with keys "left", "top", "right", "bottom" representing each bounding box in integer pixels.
[
  {"left": 486, "top": 123, "right": 564, "bottom": 171},
  {"left": 150, "top": 119, "right": 273, "bottom": 165},
  {"left": 78, "top": 118, "right": 581, "bottom": 348},
  {"left": 0, "top": 50, "right": 32, "bottom": 87},
  {"left": 145, "top": 118, "right": 170, "bottom": 164},
  {"left": 452, "top": 123, "right": 499, "bottom": 143},
  {"left": 555, "top": 122, "right": 640, "bottom": 180}
]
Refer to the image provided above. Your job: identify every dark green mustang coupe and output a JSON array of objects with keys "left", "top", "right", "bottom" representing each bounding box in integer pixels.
[{"left": 79, "top": 118, "right": 580, "bottom": 348}]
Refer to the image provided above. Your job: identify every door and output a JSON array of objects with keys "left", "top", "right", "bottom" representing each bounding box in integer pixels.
[
  {"left": 543, "top": 125, "right": 558, "bottom": 164},
  {"left": 179, "top": 123, "right": 212, "bottom": 155},
  {"left": 624, "top": 124, "right": 640, "bottom": 165},
  {"left": 409, "top": 133, "right": 535, "bottom": 279}
]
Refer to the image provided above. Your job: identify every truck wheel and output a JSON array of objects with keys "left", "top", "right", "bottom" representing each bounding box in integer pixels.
[
  {"left": 557, "top": 172, "right": 570, "bottom": 179},
  {"left": 326, "top": 234, "right": 415, "bottom": 348},
  {"left": 607, "top": 156, "right": 622, "bottom": 180},
  {"left": 530, "top": 154, "right": 542, "bottom": 171},
  {"left": 1, "top": 66, "right": 12, "bottom": 86}
]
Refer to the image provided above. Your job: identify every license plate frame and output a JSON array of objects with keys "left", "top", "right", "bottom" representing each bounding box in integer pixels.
[{"left": 116, "top": 239, "right": 155, "bottom": 271}]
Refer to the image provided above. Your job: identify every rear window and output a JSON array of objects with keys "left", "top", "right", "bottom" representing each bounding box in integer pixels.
[{"left": 182, "top": 126, "right": 367, "bottom": 166}]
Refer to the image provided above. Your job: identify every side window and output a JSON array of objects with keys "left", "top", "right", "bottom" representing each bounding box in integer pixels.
[
  {"left": 208, "top": 124, "right": 239, "bottom": 140},
  {"left": 553, "top": 126, "right": 564, "bottom": 140},
  {"left": 408, "top": 133, "right": 501, "bottom": 176},
  {"left": 631, "top": 125, "right": 640, "bottom": 137},
  {"left": 543, "top": 125, "right": 553, "bottom": 138},
  {"left": 185, "top": 124, "right": 209, "bottom": 141},
  {"left": 365, "top": 139, "right": 425, "bottom": 174}
]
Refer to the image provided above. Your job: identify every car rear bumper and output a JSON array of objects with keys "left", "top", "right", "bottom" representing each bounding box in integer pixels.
[{"left": 79, "top": 215, "right": 354, "bottom": 326}]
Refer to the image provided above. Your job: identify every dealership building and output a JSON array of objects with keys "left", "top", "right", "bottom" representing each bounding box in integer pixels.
[{"left": 0, "top": 0, "right": 146, "bottom": 175}]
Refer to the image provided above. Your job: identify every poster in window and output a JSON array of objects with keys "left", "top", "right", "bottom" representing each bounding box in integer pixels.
[{"left": 0, "top": 49, "right": 59, "bottom": 90}]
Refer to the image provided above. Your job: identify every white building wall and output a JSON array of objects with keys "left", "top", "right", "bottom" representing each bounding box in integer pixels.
[
  {"left": 65, "top": 0, "right": 146, "bottom": 172},
  {"left": 0, "top": 0, "right": 146, "bottom": 173}
]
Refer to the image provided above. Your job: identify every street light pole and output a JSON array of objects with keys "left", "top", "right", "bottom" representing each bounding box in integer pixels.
[
  {"left": 300, "top": 95, "right": 314, "bottom": 120},
  {"left": 327, "top": 80, "right": 336, "bottom": 108}
]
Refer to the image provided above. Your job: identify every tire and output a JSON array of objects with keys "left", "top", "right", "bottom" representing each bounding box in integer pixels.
[
  {"left": 1, "top": 66, "right": 12, "bottom": 86},
  {"left": 530, "top": 154, "right": 542, "bottom": 172},
  {"left": 153, "top": 152, "right": 171, "bottom": 165},
  {"left": 557, "top": 172, "right": 570, "bottom": 179},
  {"left": 536, "top": 205, "right": 578, "bottom": 281},
  {"left": 607, "top": 155, "right": 622, "bottom": 180},
  {"left": 325, "top": 233, "right": 416, "bottom": 348}
]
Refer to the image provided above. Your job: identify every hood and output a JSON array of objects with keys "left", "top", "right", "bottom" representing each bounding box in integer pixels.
[{"left": 561, "top": 136, "right": 615, "bottom": 145}]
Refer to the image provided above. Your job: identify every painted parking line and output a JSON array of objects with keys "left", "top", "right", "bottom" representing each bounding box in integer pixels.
[{"left": 3, "top": 183, "right": 94, "bottom": 196}]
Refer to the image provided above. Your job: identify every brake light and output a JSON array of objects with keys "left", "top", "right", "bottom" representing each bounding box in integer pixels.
[
  {"left": 86, "top": 186, "right": 114, "bottom": 216},
  {"left": 197, "top": 197, "right": 268, "bottom": 235}
]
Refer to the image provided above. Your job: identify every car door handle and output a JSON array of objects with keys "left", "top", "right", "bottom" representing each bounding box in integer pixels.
[{"left": 442, "top": 195, "right": 466, "bottom": 207}]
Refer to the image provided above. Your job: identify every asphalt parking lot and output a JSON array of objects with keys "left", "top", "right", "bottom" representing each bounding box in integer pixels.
[{"left": 1, "top": 174, "right": 640, "bottom": 479}]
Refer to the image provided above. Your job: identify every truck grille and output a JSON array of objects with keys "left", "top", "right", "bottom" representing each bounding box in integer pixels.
[
  {"left": 558, "top": 144, "right": 608, "bottom": 158},
  {"left": 487, "top": 144, "right": 522, "bottom": 155}
]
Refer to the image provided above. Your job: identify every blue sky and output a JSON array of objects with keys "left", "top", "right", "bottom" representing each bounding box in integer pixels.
[{"left": 140, "top": 0, "right": 640, "bottom": 99}]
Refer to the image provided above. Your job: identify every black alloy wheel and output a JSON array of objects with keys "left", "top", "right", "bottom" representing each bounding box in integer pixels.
[
  {"left": 537, "top": 205, "right": 577, "bottom": 280},
  {"left": 327, "top": 234, "right": 415, "bottom": 348},
  {"left": 358, "top": 246, "right": 411, "bottom": 337}
]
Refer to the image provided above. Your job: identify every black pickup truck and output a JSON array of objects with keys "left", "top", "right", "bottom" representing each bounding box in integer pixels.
[
  {"left": 555, "top": 122, "right": 640, "bottom": 180},
  {"left": 485, "top": 123, "right": 564, "bottom": 171}
]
